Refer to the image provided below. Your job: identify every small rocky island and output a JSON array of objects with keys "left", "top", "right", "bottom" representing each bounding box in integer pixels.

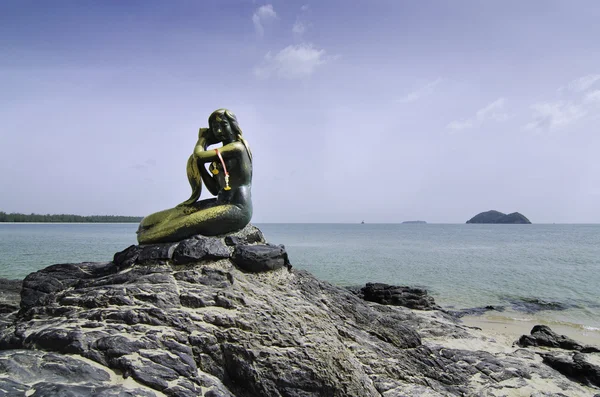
[
  {"left": 402, "top": 220, "right": 427, "bottom": 224},
  {"left": 467, "top": 210, "right": 532, "bottom": 224}
]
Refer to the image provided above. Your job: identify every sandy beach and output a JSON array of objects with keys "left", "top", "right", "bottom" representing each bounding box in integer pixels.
[{"left": 462, "top": 311, "right": 600, "bottom": 347}]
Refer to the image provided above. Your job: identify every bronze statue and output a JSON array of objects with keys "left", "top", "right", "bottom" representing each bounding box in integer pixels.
[{"left": 137, "top": 109, "right": 253, "bottom": 244}]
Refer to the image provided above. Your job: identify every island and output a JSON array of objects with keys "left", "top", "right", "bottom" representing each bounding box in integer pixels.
[
  {"left": 466, "top": 210, "right": 531, "bottom": 224},
  {"left": 0, "top": 212, "right": 143, "bottom": 223},
  {"left": 402, "top": 220, "right": 427, "bottom": 224}
]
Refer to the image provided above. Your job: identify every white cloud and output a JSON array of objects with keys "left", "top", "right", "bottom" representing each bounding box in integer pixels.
[
  {"left": 476, "top": 98, "right": 509, "bottom": 122},
  {"left": 446, "top": 119, "right": 474, "bottom": 130},
  {"left": 252, "top": 4, "right": 277, "bottom": 37},
  {"left": 292, "top": 21, "right": 306, "bottom": 36},
  {"left": 584, "top": 90, "right": 600, "bottom": 104},
  {"left": 254, "top": 44, "right": 328, "bottom": 79},
  {"left": 447, "top": 98, "right": 508, "bottom": 131},
  {"left": 565, "top": 74, "right": 600, "bottom": 93},
  {"left": 301, "top": 4, "right": 310, "bottom": 11},
  {"left": 524, "top": 101, "right": 587, "bottom": 130},
  {"left": 525, "top": 74, "right": 600, "bottom": 131},
  {"left": 397, "top": 78, "right": 441, "bottom": 103}
]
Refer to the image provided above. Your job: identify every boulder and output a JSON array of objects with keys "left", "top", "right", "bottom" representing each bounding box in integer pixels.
[
  {"left": 356, "top": 282, "right": 441, "bottom": 311},
  {"left": 517, "top": 325, "right": 600, "bottom": 352},
  {"left": 541, "top": 352, "right": 600, "bottom": 388},
  {"left": 232, "top": 244, "right": 290, "bottom": 272}
]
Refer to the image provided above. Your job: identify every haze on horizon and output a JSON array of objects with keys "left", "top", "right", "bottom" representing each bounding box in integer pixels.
[{"left": 1, "top": 1, "right": 599, "bottom": 224}]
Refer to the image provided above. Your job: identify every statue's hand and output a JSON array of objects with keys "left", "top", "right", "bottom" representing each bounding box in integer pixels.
[{"left": 199, "top": 127, "right": 217, "bottom": 149}]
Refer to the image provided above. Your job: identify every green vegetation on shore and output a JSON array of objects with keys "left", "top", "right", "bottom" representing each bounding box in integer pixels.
[{"left": 0, "top": 211, "right": 142, "bottom": 223}]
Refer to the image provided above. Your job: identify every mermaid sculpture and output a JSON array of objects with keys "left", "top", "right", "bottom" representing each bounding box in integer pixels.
[{"left": 136, "top": 109, "right": 253, "bottom": 244}]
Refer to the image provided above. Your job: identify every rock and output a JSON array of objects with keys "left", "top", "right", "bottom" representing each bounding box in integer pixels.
[
  {"left": 172, "top": 237, "right": 230, "bottom": 265},
  {"left": 0, "top": 278, "right": 22, "bottom": 309},
  {"left": 0, "top": 349, "right": 158, "bottom": 396},
  {"left": 517, "top": 325, "right": 600, "bottom": 352},
  {"left": 232, "top": 244, "right": 290, "bottom": 273},
  {"left": 0, "top": 278, "right": 23, "bottom": 340},
  {"left": 444, "top": 305, "right": 505, "bottom": 318},
  {"left": 508, "top": 297, "right": 573, "bottom": 313},
  {"left": 222, "top": 224, "right": 266, "bottom": 246},
  {"left": 138, "top": 242, "right": 179, "bottom": 263},
  {"left": 357, "top": 282, "right": 441, "bottom": 310},
  {"left": 0, "top": 226, "right": 596, "bottom": 396},
  {"left": 516, "top": 325, "right": 600, "bottom": 388},
  {"left": 466, "top": 210, "right": 532, "bottom": 224},
  {"left": 541, "top": 352, "right": 600, "bottom": 388}
]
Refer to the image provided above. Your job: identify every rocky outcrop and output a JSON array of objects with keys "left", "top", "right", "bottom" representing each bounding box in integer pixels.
[
  {"left": 352, "top": 282, "right": 441, "bottom": 311},
  {"left": 467, "top": 210, "right": 532, "bottom": 224},
  {"left": 0, "top": 278, "right": 21, "bottom": 313},
  {"left": 540, "top": 352, "right": 600, "bottom": 388},
  {"left": 444, "top": 305, "right": 505, "bottom": 318},
  {"left": 0, "top": 225, "right": 597, "bottom": 396},
  {"left": 518, "top": 325, "right": 600, "bottom": 352},
  {"left": 0, "top": 278, "right": 21, "bottom": 333},
  {"left": 515, "top": 325, "right": 600, "bottom": 388}
]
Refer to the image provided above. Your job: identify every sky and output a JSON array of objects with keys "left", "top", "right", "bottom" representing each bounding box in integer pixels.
[{"left": 1, "top": 1, "right": 599, "bottom": 223}]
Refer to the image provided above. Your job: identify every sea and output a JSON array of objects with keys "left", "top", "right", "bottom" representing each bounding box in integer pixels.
[{"left": 1, "top": 223, "right": 599, "bottom": 339}]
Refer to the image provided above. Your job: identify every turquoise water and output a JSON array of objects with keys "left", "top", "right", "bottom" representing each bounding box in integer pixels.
[{"left": 1, "top": 223, "right": 599, "bottom": 332}]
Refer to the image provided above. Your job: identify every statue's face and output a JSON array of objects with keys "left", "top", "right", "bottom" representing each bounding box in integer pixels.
[{"left": 211, "top": 115, "right": 234, "bottom": 142}]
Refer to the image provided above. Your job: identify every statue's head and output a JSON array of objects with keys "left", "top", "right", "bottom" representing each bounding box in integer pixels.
[{"left": 208, "top": 109, "right": 242, "bottom": 143}]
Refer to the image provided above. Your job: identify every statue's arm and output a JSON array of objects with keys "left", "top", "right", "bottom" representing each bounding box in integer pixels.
[
  {"left": 194, "top": 141, "right": 245, "bottom": 162},
  {"left": 195, "top": 129, "right": 220, "bottom": 196},
  {"left": 198, "top": 158, "right": 219, "bottom": 196}
]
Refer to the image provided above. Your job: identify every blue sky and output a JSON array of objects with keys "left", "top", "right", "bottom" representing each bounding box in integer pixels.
[{"left": 1, "top": 1, "right": 599, "bottom": 223}]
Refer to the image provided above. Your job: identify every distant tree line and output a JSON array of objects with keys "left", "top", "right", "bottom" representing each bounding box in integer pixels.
[{"left": 0, "top": 211, "right": 142, "bottom": 223}]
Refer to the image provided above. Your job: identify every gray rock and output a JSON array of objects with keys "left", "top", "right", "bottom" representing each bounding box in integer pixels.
[
  {"left": 508, "top": 297, "right": 573, "bottom": 313},
  {"left": 0, "top": 278, "right": 22, "bottom": 333},
  {"left": 541, "top": 352, "right": 600, "bottom": 388},
  {"left": 518, "top": 325, "right": 600, "bottom": 352},
  {"left": 0, "top": 226, "right": 596, "bottom": 396},
  {"left": 173, "top": 236, "right": 230, "bottom": 265},
  {"left": 0, "top": 278, "right": 21, "bottom": 310},
  {"left": 232, "top": 244, "right": 290, "bottom": 273},
  {"left": 357, "top": 282, "right": 441, "bottom": 310},
  {"left": 0, "top": 350, "right": 158, "bottom": 396},
  {"left": 444, "top": 305, "right": 505, "bottom": 318},
  {"left": 222, "top": 224, "right": 266, "bottom": 245},
  {"left": 137, "top": 242, "right": 178, "bottom": 263}
]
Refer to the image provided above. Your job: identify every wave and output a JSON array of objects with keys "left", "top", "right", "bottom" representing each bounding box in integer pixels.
[{"left": 583, "top": 326, "right": 600, "bottom": 331}]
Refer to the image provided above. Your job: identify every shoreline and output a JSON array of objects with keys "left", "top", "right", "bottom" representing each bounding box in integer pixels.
[{"left": 461, "top": 312, "right": 600, "bottom": 347}]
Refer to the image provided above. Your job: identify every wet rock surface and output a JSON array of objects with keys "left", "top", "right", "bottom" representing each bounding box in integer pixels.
[
  {"left": 507, "top": 297, "right": 575, "bottom": 313},
  {"left": 444, "top": 305, "right": 505, "bottom": 318},
  {"left": 0, "top": 225, "right": 597, "bottom": 396}
]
